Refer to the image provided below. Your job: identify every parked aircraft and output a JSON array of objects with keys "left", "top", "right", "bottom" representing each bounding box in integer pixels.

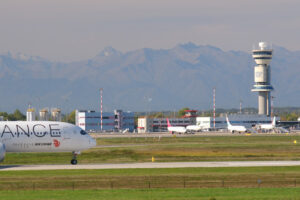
[
  {"left": 258, "top": 117, "right": 276, "bottom": 131},
  {"left": 0, "top": 121, "right": 96, "bottom": 165},
  {"left": 166, "top": 118, "right": 186, "bottom": 134},
  {"left": 186, "top": 125, "right": 202, "bottom": 132},
  {"left": 226, "top": 116, "right": 247, "bottom": 133}
]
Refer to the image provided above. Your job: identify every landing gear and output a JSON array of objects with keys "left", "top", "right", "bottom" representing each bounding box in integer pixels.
[
  {"left": 71, "top": 151, "right": 80, "bottom": 165},
  {"left": 71, "top": 159, "right": 77, "bottom": 165}
]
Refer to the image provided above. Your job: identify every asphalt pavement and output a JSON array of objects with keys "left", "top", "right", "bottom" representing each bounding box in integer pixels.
[{"left": 1, "top": 161, "right": 300, "bottom": 171}]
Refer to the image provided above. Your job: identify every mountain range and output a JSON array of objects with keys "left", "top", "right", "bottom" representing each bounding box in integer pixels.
[{"left": 1, "top": 42, "right": 300, "bottom": 113}]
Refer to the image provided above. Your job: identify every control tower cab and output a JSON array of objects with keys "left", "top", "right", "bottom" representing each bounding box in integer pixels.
[{"left": 251, "top": 42, "right": 273, "bottom": 116}]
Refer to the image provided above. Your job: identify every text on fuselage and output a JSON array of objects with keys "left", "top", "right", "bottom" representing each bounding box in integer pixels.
[{"left": 0, "top": 124, "right": 61, "bottom": 138}]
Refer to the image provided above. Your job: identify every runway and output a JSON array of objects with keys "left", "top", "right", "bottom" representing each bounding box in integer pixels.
[{"left": 1, "top": 161, "right": 300, "bottom": 171}]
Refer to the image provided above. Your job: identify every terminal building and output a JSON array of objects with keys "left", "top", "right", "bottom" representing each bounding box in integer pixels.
[
  {"left": 138, "top": 117, "right": 192, "bottom": 133},
  {"left": 76, "top": 110, "right": 135, "bottom": 132},
  {"left": 138, "top": 110, "right": 197, "bottom": 133}
]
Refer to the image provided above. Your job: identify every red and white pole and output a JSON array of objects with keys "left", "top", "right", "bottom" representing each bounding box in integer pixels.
[
  {"left": 100, "top": 88, "right": 103, "bottom": 131},
  {"left": 213, "top": 87, "right": 216, "bottom": 129}
]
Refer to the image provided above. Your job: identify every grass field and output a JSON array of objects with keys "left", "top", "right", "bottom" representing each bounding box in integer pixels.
[
  {"left": 2, "top": 166, "right": 300, "bottom": 190},
  {"left": 1, "top": 188, "right": 300, "bottom": 200},
  {"left": 2, "top": 135, "right": 300, "bottom": 199},
  {"left": 2, "top": 135, "right": 300, "bottom": 164}
]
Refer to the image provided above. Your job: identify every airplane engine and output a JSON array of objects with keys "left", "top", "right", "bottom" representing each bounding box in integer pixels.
[{"left": 0, "top": 143, "right": 5, "bottom": 162}]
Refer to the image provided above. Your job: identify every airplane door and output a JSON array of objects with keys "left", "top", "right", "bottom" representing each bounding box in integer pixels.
[
  {"left": 61, "top": 126, "right": 72, "bottom": 148},
  {"left": 58, "top": 126, "right": 73, "bottom": 151}
]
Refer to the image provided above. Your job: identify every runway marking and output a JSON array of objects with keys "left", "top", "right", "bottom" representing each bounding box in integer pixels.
[{"left": 1, "top": 161, "right": 300, "bottom": 171}]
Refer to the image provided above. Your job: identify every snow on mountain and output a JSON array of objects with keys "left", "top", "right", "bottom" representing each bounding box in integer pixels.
[{"left": 0, "top": 43, "right": 299, "bottom": 112}]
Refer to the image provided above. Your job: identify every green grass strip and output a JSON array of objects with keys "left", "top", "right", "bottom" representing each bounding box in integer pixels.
[{"left": 1, "top": 188, "right": 300, "bottom": 200}]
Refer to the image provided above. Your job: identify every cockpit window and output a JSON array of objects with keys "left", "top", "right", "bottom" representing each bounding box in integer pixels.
[{"left": 80, "top": 130, "right": 87, "bottom": 135}]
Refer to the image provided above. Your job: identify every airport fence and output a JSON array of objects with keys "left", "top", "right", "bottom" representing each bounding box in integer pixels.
[{"left": 0, "top": 176, "right": 299, "bottom": 190}]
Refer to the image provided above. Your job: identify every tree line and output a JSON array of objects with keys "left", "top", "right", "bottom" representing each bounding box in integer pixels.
[{"left": 0, "top": 109, "right": 76, "bottom": 124}]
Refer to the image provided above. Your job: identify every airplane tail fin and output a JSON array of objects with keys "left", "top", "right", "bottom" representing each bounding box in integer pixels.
[
  {"left": 226, "top": 116, "right": 231, "bottom": 127},
  {"left": 272, "top": 117, "right": 276, "bottom": 126},
  {"left": 166, "top": 118, "right": 171, "bottom": 127}
]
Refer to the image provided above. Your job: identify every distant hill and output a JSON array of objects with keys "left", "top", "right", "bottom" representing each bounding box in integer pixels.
[{"left": 1, "top": 43, "right": 300, "bottom": 113}]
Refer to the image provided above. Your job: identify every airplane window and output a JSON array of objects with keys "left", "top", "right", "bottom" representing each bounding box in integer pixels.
[{"left": 80, "top": 130, "right": 87, "bottom": 135}]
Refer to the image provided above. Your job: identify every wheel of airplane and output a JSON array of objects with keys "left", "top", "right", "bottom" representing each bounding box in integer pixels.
[{"left": 71, "top": 159, "right": 78, "bottom": 165}]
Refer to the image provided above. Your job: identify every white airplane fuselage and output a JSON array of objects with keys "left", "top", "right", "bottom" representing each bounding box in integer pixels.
[
  {"left": 228, "top": 125, "right": 247, "bottom": 133},
  {"left": 260, "top": 124, "right": 274, "bottom": 130},
  {"left": 0, "top": 121, "right": 96, "bottom": 153},
  {"left": 166, "top": 118, "right": 187, "bottom": 134},
  {"left": 259, "top": 117, "right": 276, "bottom": 130},
  {"left": 226, "top": 117, "right": 247, "bottom": 133},
  {"left": 186, "top": 125, "right": 202, "bottom": 132},
  {"left": 167, "top": 126, "right": 186, "bottom": 133}
]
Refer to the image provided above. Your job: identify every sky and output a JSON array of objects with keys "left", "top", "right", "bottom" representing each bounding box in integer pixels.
[{"left": 0, "top": 0, "right": 300, "bottom": 62}]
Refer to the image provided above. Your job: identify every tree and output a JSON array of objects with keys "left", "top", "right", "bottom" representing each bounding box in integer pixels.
[
  {"left": 13, "top": 109, "right": 26, "bottom": 120},
  {"left": 178, "top": 107, "right": 190, "bottom": 117},
  {"left": 0, "top": 112, "right": 9, "bottom": 120},
  {"left": 5, "top": 109, "right": 26, "bottom": 121},
  {"left": 66, "top": 110, "right": 76, "bottom": 124},
  {"left": 280, "top": 112, "right": 299, "bottom": 121},
  {"left": 152, "top": 112, "right": 164, "bottom": 118}
]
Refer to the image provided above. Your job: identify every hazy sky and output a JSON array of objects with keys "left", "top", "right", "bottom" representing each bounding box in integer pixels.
[{"left": 0, "top": 0, "right": 299, "bottom": 61}]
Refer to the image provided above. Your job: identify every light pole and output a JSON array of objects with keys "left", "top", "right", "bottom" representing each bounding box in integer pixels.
[
  {"left": 100, "top": 88, "right": 103, "bottom": 131},
  {"left": 240, "top": 100, "right": 243, "bottom": 114},
  {"left": 213, "top": 87, "right": 216, "bottom": 129}
]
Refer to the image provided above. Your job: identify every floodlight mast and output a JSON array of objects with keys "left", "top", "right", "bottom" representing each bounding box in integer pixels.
[{"left": 100, "top": 88, "right": 103, "bottom": 131}]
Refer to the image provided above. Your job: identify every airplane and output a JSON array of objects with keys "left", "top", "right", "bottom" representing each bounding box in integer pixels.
[
  {"left": 226, "top": 116, "right": 247, "bottom": 133},
  {"left": 186, "top": 125, "right": 202, "bottom": 132},
  {"left": 0, "top": 121, "right": 96, "bottom": 165},
  {"left": 258, "top": 117, "right": 276, "bottom": 131},
  {"left": 166, "top": 118, "right": 186, "bottom": 134}
]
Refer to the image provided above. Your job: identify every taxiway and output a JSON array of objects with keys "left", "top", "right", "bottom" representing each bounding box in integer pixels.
[{"left": 1, "top": 161, "right": 300, "bottom": 171}]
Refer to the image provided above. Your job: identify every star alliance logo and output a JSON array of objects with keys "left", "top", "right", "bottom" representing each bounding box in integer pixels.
[{"left": 53, "top": 139, "right": 60, "bottom": 147}]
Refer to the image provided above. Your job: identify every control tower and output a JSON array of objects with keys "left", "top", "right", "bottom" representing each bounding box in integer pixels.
[{"left": 251, "top": 42, "right": 273, "bottom": 116}]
